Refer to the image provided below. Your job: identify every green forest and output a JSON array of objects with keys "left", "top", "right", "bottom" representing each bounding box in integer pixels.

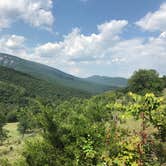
[{"left": 0, "top": 67, "right": 166, "bottom": 166}]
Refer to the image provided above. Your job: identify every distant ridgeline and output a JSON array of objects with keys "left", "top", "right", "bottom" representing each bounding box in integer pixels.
[{"left": 0, "top": 53, "right": 127, "bottom": 94}]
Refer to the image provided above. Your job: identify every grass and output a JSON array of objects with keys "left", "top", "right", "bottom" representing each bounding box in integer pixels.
[
  {"left": 0, "top": 123, "right": 21, "bottom": 163},
  {"left": 0, "top": 122, "right": 39, "bottom": 165},
  {"left": 4, "top": 122, "right": 20, "bottom": 139},
  {"left": 0, "top": 123, "right": 24, "bottom": 164}
]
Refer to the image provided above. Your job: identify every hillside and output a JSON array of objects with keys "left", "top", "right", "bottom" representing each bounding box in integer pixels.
[
  {"left": 85, "top": 75, "right": 127, "bottom": 87},
  {"left": 0, "top": 66, "right": 90, "bottom": 119},
  {"left": 0, "top": 53, "right": 122, "bottom": 93}
]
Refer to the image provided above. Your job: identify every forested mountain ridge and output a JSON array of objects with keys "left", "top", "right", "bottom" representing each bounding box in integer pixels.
[
  {"left": 0, "top": 53, "right": 125, "bottom": 93},
  {"left": 85, "top": 75, "right": 128, "bottom": 87},
  {"left": 0, "top": 65, "right": 89, "bottom": 101}
]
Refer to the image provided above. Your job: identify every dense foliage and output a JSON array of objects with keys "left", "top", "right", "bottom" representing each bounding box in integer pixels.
[
  {"left": 14, "top": 92, "right": 165, "bottom": 166},
  {"left": 128, "top": 69, "right": 164, "bottom": 95}
]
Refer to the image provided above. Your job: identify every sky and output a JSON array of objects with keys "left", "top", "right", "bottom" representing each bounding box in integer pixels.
[{"left": 0, "top": 0, "right": 166, "bottom": 78}]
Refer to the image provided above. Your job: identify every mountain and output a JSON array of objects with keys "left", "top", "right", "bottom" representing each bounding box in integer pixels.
[
  {"left": 0, "top": 66, "right": 89, "bottom": 103},
  {"left": 85, "top": 75, "right": 128, "bottom": 87},
  {"left": 0, "top": 53, "right": 118, "bottom": 93}
]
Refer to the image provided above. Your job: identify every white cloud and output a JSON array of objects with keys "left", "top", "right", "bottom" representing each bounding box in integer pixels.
[
  {"left": 0, "top": 34, "right": 29, "bottom": 58},
  {"left": 0, "top": 0, "right": 54, "bottom": 30},
  {"left": 5, "top": 35, "right": 25, "bottom": 49},
  {"left": 35, "top": 20, "right": 128, "bottom": 60},
  {"left": 33, "top": 19, "right": 166, "bottom": 77},
  {"left": 98, "top": 20, "right": 128, "bottom": 37},
  {"left": 35, "top": 42, "right": 62, "bottom": 57},
  {"left": 1, "top": 20, "right": 166, "bottom": 77},
  {"left": 136, "top": 3, "right": 166, "bottom": 32}
]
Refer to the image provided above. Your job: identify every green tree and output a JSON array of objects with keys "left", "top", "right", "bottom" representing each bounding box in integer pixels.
[
  {"left": 0, "top": 110, "right": 8, "bottom": 144},
  {"left": 161, "top": 75, "right": 166, "bottom": 88},
  {"left": 17, "top": 108, "right": 36, "bottom": 137},
  {"left": 17, "top": 99, "right": 42, "bottom": 137},
  {"left": 128, "top": 69, "right": 164, "bottom": 95},
  {"left": 22, "top": 138, "right": 57, "bottom": 166}
]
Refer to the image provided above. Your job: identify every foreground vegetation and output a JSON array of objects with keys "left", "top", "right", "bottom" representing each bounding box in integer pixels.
[{"left": 0, "top": 69, "right": 166, "bottom": 165}]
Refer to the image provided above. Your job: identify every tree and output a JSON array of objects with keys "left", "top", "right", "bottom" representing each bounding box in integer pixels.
[
  {"left": 17, "top": 108, "right": 37, "bottom": 137},
  {"left": 23, "top": 138, "right": 57, "bottom": 166},
  {"left": 161, "top": 75, "right": 166, "bottom": 88},
  {"left": 17, "top": 99, "right": 42, "bottom": 137},
  {"left": 0, "top": 110, "right": 8, "bottom": 144},
  {"left": 128, "top": 69, "right": 164, "bottom": 95}
]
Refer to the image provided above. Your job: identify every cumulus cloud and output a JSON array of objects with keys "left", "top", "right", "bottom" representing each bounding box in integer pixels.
[
  {"left": 33, "top": 19, "right": 166, "bottom": 76},
  {"left": 35, "top": 20, "right": 128, "bottom": 61},
  {"left": 1, "top": 19, "right": 166, "bottom": 77},
  {"left": 0, "top": 0, "right": 54, "bottom": 30},
  {"left": 0, "top": 34, "right": 29, "bottom": 58},
  {"left": 136, "top": 3, "right": 166, "bottom": 32},
  {"left": 5, "top": 35, "right": 25, "bottom": 49}
]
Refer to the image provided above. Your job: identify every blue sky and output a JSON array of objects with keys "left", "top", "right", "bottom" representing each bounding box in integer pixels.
[{"left": 0, "top": 0, "right": 166, "bottom": 77}]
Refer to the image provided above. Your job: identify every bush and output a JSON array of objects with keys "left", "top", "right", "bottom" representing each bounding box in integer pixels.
[{"left": 6, "top": 110, "right": 18, "bottom": 122}]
